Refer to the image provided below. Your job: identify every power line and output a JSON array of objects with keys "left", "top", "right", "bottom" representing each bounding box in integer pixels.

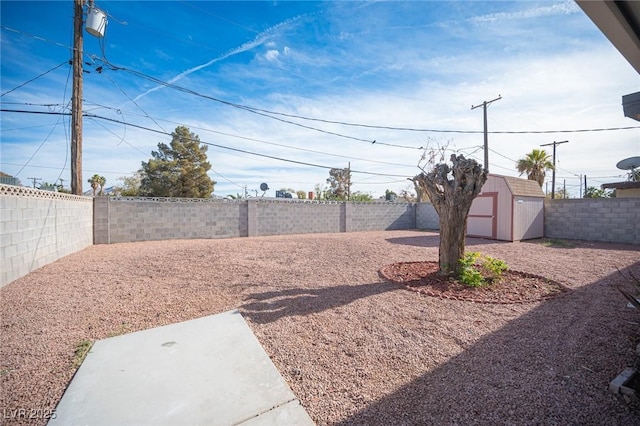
[
  {"left": 1, "top": 108, "right": 410, "bottom": 178},
  {"left": 99, "top": 61, "right": 640, "bottom": 142},
  {"left": 1, "top": 61, "right": 68, "bottom": 97},
  {"left": 82, "top": 103, "right": 417, "bottom": 167},
  {"left": 1, "top": 107, "right": 418, "bottom": 172},
  {"left": 0, "top": 25, "right": 74, "bottom": 51},
  {"left": 5, "top": 25, "right": 639, "bottom": 139}
]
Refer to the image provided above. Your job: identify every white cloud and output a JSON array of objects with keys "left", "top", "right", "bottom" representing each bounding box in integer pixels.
[
  {"left": 470, "top": 0, "right": 580, "bottom": 24},
  {"left": 265, "top": 49, "right": 280, "bottom": 61}
]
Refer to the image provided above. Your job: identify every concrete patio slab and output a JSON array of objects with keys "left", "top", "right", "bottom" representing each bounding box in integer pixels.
[{"left": 49, "top": 310, "right": 314, "bottom": 425}]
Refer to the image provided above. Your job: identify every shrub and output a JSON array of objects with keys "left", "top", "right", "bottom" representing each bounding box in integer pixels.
[{"left": 459, "top": 252, "right": 508, "bottom": 287}]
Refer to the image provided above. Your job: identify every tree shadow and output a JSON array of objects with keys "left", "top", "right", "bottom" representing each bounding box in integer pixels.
[
  {"left": 386, "top": 234, "right": 510, "bottom": 248},
  {"left": 241, "top": 282, "right": 398, "bottom": 324},
  {"left": 521, "top": 238, "right": 640, "bottom": 252},
  {"left": 336, "top": 262, "right": 640, "bottom": 425}
]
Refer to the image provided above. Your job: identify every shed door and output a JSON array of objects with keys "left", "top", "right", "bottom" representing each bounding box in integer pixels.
[{"left": 467, "top": 192, "right": 497, "bottom": 239}]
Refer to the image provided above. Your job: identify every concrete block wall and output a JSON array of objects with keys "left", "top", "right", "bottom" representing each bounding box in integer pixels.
[
  {"left": 545, "top": 198, "right": 640, "bottom": 245},
  {"left": 348, "top": 202, "right": 416, "bottom": 231},
  {"left": 416, "top": 202, "right": 439, "bottom": 230},
  {"left": 0, "top": 185, "right": 93, "bottom": 287},
  {"left": 252, "top": 200, "right": 343, "bottom": 236},
  {"left": 94, "top": 197, "right": 248, "bottom": 244}
]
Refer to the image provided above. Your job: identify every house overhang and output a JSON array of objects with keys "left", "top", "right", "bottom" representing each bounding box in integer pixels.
[
  {"left": 576, "top": 1, "right": 640, "bottom": 122},
  {"left": 576, "top": 1, "right": 640, "bottom": 74}
]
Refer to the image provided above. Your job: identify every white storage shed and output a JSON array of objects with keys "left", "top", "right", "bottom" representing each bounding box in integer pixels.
[{"left": 467, "top": 174, "right": 545, "bottom": 242}]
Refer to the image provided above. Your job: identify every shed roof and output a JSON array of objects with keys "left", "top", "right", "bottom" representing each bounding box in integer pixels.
[{"left": 501, "top": 175, "right": 545, "bottom": 198}]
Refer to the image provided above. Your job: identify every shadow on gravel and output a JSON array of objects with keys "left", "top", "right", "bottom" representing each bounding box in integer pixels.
[
  {"left": 241, "top": 282, "right": 398, "bottom": 324},
  {"left": 336, "top": 262, "right": 640, "bottom": 425},
  {"left": 386, "top": 234, "right": 510, "bottom": 248},
  {"left": 521, "top": 238, "right": 640, "bottom": 252}
]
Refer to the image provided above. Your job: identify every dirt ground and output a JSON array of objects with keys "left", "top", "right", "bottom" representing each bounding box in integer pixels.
[{"left": 1, "top": 230, "right": 639, "bottom": 425}]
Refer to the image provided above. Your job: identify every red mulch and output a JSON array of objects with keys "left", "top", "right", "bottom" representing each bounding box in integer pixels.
[{"left": 379, "top": 261, "right": 569, "bottom": 304}]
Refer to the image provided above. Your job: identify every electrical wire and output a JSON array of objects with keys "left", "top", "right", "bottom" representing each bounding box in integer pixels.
[
  {"left": 102, "top": 70, "right": 167, "bottom": 133},
  {"left": 11, "top": 64, "right": 72, "bottom": 178},
  {"left": 1, "top": 61, "right": 68, "bottom": 97},
  {"left": 0, "top": 26, "right": 74, "bottom": 51},
  {"left": 5, "top": 101, "right": 419, "bottom": 168},
  {"left": 1, "top": 108, "right": 411, "bottom": 178},
  {"left": 5, "top": 25, "right": 639, "bottom": 139}
]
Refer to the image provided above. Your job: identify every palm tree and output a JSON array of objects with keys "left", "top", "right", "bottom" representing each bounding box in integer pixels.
[
  {"left": 97, "top": 175, "right": 106, "bottom": 196},
  {"left": 516, "top": 149, "right": 554, "bottom": 187},
  {"left": 88, "top": 174, "right": 102, "bottom": 196}
]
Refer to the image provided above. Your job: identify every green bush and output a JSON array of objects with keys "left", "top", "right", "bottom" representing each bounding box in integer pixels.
[{"left": 459, "top": 252, "right": 508, "bottom": 287}]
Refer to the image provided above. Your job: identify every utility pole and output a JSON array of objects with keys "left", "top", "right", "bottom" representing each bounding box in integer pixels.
[
  {"left": 347, "top": 162, "right": 351, "bottom": 201},
  {"left": 578, "top": 174, "right": 582, "bottom": 198},
  {"left": 471, "top": 95, "right": 501, "bottom": 172},
  {"left": 28, "top": 177, "right": 42, "bottom": 188},
  {"left": 584, "top": 175, "right": 587, "bottom": 197},
  {"left": 540, "top": 140, "right": 568, "bottom": 200},
  {"left": 71, "top": 0, "right": 84, "bottom": 195}
]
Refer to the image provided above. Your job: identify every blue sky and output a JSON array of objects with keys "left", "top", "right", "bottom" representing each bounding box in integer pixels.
[{"left": 1, "top": 1, "right": 638, "bottom": 198}]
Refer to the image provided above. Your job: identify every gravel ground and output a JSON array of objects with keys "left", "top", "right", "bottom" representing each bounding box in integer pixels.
[{"left": 1, "top": 230, "right": 640, "bottom": 425}]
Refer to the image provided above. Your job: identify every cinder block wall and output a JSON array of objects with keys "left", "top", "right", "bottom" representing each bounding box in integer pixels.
[
  {"left": 0, "top": 185, "right": 93, "bottom": 287},
  {"left": 94, "top": 197, "right": 248, "bottom": 243},
  {"left": 349, "top": 202, "right": 416, "bottom": 231},
  {"left": 416, "top": 202, "right": 439, "bottom": 230},
  {"left": 95, "top": 198, "right": 424, "bottom": 242},
  {"left": 544, "top": 198, "right": 640, "bottom": 245},
  {"left": 252, "top": 199, "right": 343, "bottom": 236}
]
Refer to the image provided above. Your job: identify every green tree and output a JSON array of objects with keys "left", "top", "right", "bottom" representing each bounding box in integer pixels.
[
  {"left": 584, "top": 186, "right": 613, "bottom": 198},
  {"left": 87, "top": 174, "right": 105, "bottom": 196},
  {"left": 326, "top": 168, "right": 351, "bottom": 200},
  {"left": 552, "top": 187, "right": 570, "bottom": 199},
  {"left": 516, "top": 149, "right": 554, "bottom": 187},
  {"left": 413, "top": 155, "right": 487, "bottom": 276},
  {"left": 296, "top": 190, "right": 307, "bottom": 199},
  {"left": 114, "top": 172, "right": 142, "bottom": 196},
  {"left": 139, "top": 126, "right": 215, "bottom": 198},
  {"left": 97, "top": 175, "right": 106, "bottom": 196},
  {"left": 350, "top": 191, "right": 373, "bottom": 202},
  {"left": 314, "top": 183, "right": 326, "bottom": 200}
]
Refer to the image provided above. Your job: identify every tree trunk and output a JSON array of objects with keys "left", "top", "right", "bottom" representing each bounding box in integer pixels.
[
  {"left": 413, "top": 154, "right": 487, "bottom": 276},
  {"left": 437, "top": 199, "right": 468, "bottom": 275}
]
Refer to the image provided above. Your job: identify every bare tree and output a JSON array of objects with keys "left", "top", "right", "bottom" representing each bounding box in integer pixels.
[
  {"left": 413, "top": 154, "right": 487, "bottom": 275},
  {"left": 408, "top": 177, "right": 427, "bottom": 202}
]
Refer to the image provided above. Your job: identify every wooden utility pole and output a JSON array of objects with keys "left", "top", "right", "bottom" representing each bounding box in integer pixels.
[
  {"left": 540, "top": 140, "right": 569, "bottom": 199},
  {"left": 347, "top": 162, "right": 351, "bottom": 201},
  {"left": 28, "top": 177, "right": 42, "bottom": 188},
  {"left": 471, "top": 95, "right": 501, "bottom": 172},
  {"left": 71, "top": 0, "right": 84, "bottom": 195}
]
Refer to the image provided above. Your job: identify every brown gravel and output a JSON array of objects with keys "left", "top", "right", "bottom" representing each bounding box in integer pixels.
[{"left": 1, "top": 230, "right": 639, "bottom": 425}]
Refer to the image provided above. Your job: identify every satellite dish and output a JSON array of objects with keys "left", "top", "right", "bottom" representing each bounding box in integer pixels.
[
  {"left": 616, "top": 156, "right": 640, "bottom": 170},
  {"left": 260, "top": 183, "right": 269, "bottom": 191}
]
